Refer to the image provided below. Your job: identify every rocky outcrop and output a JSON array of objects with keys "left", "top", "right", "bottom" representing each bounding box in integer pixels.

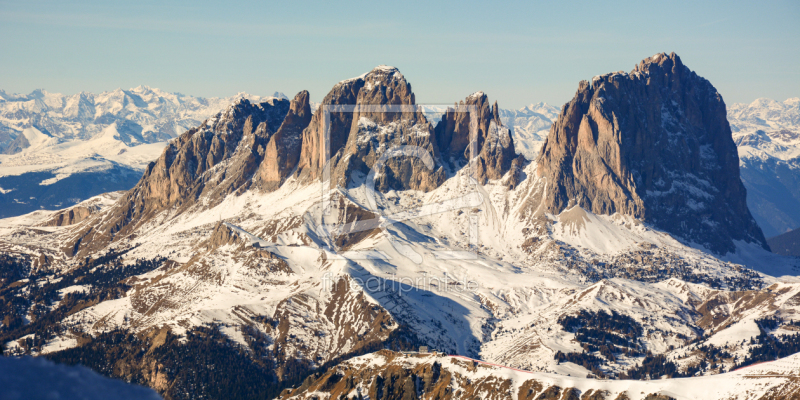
[
  {"left": 297, "top": 66, "right": 446, "bottom": 192},
  {"left": 65, "top": 97, "right": 291, "bottom": 257},
  {"left": 536, "top": 52, "right": 768, "bottom": 254},
  {"left": 254, "top": 90, "right": 312, "bottom": 191},
  {"left": 43, "top": 205, "right": 97, "bottom": 227},
  {"left": 435, "top": 91, "right": 520, "bottom": 184}
]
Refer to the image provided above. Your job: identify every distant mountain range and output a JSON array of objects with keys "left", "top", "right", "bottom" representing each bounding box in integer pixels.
[
  {"left": 0, "top": 86, "right": 290, "bottom": 149},
  {"left": 0, "top": 87, "right": 288, "bottom": 217},
  {"left": 730, "top": 98, "right": 800, "bottom": 238},
  {"left": 2, "top": 55, "right": 800, "bottom": 400}
]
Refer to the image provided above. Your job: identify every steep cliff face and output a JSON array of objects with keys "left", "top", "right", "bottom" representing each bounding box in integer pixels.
[
  {"left": 536, "top": 52, "right": 767, "bottom": 254},
  {"left": 295, "top": 66, "right": 518, "bottom": 191},
  {"left": 296, "top": 66, "right": 445, "bottom": 191},
  {"left": 254, "top": 90, "right": 312, "bottom": 191},
  {"left": 435, "top": 92, "right": 519, "bottom": 184},
  {"left": 66, "top": 97, "right": 292, "bottom": 257},
  {"left": 295, "top": 74, "right": 363, "bottom": 183}
]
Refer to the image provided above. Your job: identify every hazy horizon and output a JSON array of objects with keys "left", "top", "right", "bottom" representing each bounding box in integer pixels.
[{"left": 1, "top": 0, "right": 798, "bottom": 109}]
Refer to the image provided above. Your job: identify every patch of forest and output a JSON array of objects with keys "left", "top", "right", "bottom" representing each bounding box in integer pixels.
[
  {"left": 1, "top": 250, "right": 165, "bottom": 353},
  {"left": 554, "top": 310, "right": 646, "bottom": 377}
]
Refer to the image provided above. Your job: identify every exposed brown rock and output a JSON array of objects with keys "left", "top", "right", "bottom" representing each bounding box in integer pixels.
[
  {"left": 331, "top": 195, "right": 382, "bottom": 252},
  {"left": 255, "top": 90, "right": 313, "bottom": 191},
  {"left": 536, "top": 385, "right": 562, "bottom": 400},
  {"left": 536, "top": 52, "right": 767, "bottom": 254},
  {"left": 506, "top": 155, "right": 527, "bottom": 189},
  {"left": 42, "top": 205, "right": 97, "bottom": 227},
  {"left": 297, "top": 66, "right": 445, "bottom": 192},
  {"left": 581, "top": 389, "right": 609, "bottom": 400},
  {"left": 296, "top": 75, "right": 364, "bottom": 183},
  {"left": 435, "top": 92, "right": 519, "bottom": 184},
  {"left": 65, "top": 98, "right": 291, "bottom": 257},
  {"left": 643, "top": 394, "right": 676, "bottom": 400},
  {"left": 519, "top": 379, "right": 545, "bottom": 400}
]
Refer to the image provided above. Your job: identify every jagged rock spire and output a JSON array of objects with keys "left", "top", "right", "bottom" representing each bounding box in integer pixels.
[
  {"left": 255, "top": 90, "right": 313, "bottom": 191},
  {"left": 434, "top": 92, "right": 520, "bottom": 184}
]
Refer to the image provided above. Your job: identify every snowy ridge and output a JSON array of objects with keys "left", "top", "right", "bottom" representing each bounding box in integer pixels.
[{"left": 280, "top": 350, "right": 800, "bottom": 400}]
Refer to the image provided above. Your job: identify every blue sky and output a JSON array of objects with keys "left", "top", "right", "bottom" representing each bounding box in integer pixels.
[{"left": 1, "top": 0, "right": 798, "bottom": 108}]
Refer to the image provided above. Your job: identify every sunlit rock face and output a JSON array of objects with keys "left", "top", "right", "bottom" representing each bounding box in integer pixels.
[{"left": 537, "top": 52, "right": 768, "bottom": 254}]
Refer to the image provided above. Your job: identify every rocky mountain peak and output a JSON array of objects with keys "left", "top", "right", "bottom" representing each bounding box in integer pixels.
[
  {"left": 633, "top": 52, "right": 682, "bottom": 73},
  {"left": 536, "top": 53, "right": 768, "bottom": 255},
  {"left": 435, "top": 91, "right": 519, "bottom": 184},
  {"left": 329, "top": 66, "right": 443, "bottom": 190},
  {"left": 295, "top": 66, "right": 519, "bottom": 191},
  {"left": 296, "top": 65, "right": 436, "bottom": 189},
  {"left": 355, "top": 65, "right": 417, "bottom": 124}
]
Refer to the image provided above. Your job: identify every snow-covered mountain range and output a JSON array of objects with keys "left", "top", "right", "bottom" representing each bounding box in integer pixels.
[
  {"left": 2, "top": 87, "right": 797, "bottom": 243},
  {"left": 0, "top": 86, "right": 557, "bottom": 222},
  {"left": 729, "top": 97, "right": 800, "bottom": 238},
  {"left": 498, "top": 102, "right": 560, "bottom": 159},
  {"left": 1, "top": 55, "right": 799, "bottom": 400},
  {"left": 0, "top": 87, "right": 288, "bottom": 217},
  {"left": 0, "top": 86, "right": 289, "bottom": 149}
]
